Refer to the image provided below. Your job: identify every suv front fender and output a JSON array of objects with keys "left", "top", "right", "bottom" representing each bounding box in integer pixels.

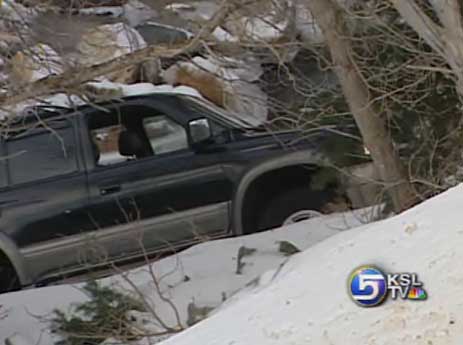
[{"left": 232, "top": 150, "right": 329, "bottom": 235}]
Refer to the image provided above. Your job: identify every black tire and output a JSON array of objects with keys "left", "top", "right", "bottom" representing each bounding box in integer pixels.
[
  {"left": 256, "top": 188, "right": 328, "bottom": 231},
  {"left": 0, "top": 259, "right": 20, "bottom": 294}
]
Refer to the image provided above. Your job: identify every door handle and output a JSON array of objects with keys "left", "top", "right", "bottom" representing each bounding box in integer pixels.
[{"left": 100, "top": 185, "right": 121, "bottom": 195}]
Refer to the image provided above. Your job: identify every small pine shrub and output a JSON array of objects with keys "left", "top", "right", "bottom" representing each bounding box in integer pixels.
[{"left": 51, "top": 281, "right": 146, "bottom": 345}]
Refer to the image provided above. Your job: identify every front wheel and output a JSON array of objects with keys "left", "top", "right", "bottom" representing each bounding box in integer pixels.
[
  {"left": 256, "top": 188, "right": 327, "bottom": 231},
  {"left": 0, "top": 259, "right": 20, "bottom": 294}
]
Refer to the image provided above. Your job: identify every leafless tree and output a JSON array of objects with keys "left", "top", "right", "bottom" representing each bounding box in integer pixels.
[
  {"left": 303, "top": 0, "right": 417, "bottom": 212},
  {"left": 389, "top": 0, "right": 463, "bottom": 96}
]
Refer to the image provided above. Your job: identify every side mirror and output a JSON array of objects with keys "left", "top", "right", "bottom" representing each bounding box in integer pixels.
[{"left": 189, "top": 118, "right": 212, "bottom": 146}]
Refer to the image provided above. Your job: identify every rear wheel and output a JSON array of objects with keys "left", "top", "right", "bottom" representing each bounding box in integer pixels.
[
  {"left": 256, "top": 188, "right": 327, "bottom": 231},
  {"left": 0, "top": 256, "right": 20, "bottom": 293}
]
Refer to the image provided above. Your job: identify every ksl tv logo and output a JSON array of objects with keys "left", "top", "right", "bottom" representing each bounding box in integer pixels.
[{"left": 348, "top": 265, "right": 428, "bottom": 307}]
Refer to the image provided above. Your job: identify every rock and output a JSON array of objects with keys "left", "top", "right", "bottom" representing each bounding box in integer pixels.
[
  {"left": 140, "top": 58, "right": 162, "bottom": 84},
  {"left": 0, "top": 0, "right": 36, "bottom": 22},
  {"left": 122, "top": 0, "right": 157, "bottom": 27},
  {"left": 222, "top": 2, "right": 300, "bottom": 63},
  {"left": 77, "top": 22, "right": 146, "bottom": 82},
  {"left": 78, "top": 22, "right": 146, "bottom": 63},
  {"left": 236, "top": 246, "right": 257, "bottom": 274},
  {"left": 226, "top": 15, "right": 288, "bottom": 42},
  {"left": 186, "top": 300, "right": 214, "bottom": 326},
  {"left": 212, "top": 26, "right": 238, "bottom": 43},
  {"left": 293, "top": 0, "right": 324, "bottom": 44},
  {"left": 9, "top": 44, "right": 62, "bottom": 85},
  {"left": 164, "top": 1, "right": 220, "bottom": 22},
  {"left": 4, "top": 334, "right": 33, "bottom": 345},
  {"left": 163, "top": 56, "right": 268, "bottom": 125},
  {"left": 277, "top": 241, "right": 301, "bottom": 256},
  {"left": 135, "top": 21, "right": 192, "bottom": 46}
]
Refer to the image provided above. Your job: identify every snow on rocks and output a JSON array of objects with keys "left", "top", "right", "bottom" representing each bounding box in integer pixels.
[
  {"left": 163, "top": 56, "right": 267, "bottom": 125},
  {"left": 0, "top": 93, "right": 86, "bottom": 119},
  {"left": 0, "top": 209, "right": 373, "bottom": 345},
  {"left": 293, "top": 1, "right": 324, "bottom": 44},
  {"left": 77, "top": 22, "right": 146, "bottom": 64},
  {"left": 78, "top": 0, "right": 157, "bottom": 26},
  {"left": 212, "top": 26, "right": 238, "bottom": 43},
  {"left": 9, "top": 44, "right": 62, "bottom": 85},
  {"left": 158, "top": 184, "right": 463, "bottom": 345},
  {"left": 76, "top": 22, "right": 146, "bottom": 82},
  {"left": 0, "top": 0, "right": 36, "bottom": 22},
  {"left": 227, "top": 15, "right": 288, "bottom": 42},
  {"left": 0, "top": 82, "right": 201, "bottom": 119},
  {"left": 164, "top": 1, "right": 220, "bottom": 22},
  {"left": 122, "top": 0, "right": 158, "bottom": 27}
]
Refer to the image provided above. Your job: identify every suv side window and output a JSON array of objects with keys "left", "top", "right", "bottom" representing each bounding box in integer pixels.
[
  {"left": 6, "top": 120, "right": 77, "bottom": 185},
  {"left": 143, "top": 115, "right": 188, "bottom": 155},
  {"left": 88, "top": 105, "right": 189, "bottom": 167}
]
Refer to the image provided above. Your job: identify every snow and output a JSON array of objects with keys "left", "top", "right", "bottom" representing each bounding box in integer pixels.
[
  {"left": 294, "top": 2, "right": 324, "bottom": 44},
  {"left": 0, "top": 93, "right": 86, "bottom": 119},
  {"left": 164, "top": 1, "right": 220, "bottom": 22},
  {"left": 0, "top": 83, "right": 202, "bottom": 119},
  {"left": 23, "top": 44, "right": 62, "bottom": 83},
  {"left": 190, "top": 56, "right": 263, "bottom": 83},
  {"left": 164, "top": 3, "right": 194, "bottom": 11},
  {"left": 87, "top": 81, "right": 203, "bottom": 98},
  {"left": 158, "top": 185, "right": 463, "bottom": 345},
  {"left": 212, "top": 27, "right": 238, "bottom": 43},
  {"left": 239, "top": 16, "right": 287, "bottom": 41},
  {"left": 0, "top": 209, "right": 374, "bottom": 345},
  {"left": 122, "top": 0, "right": 158, "bottom": 27}
]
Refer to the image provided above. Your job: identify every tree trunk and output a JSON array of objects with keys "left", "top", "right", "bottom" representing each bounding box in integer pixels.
[
  {"left": 305, "top": 0, "right": 416, "bottom": 212},
  {"left": 389, "top": 0, "right": 463, "bottom": 97}
]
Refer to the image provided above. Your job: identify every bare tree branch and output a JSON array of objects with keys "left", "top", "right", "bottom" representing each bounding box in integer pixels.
[
  {"left": 0, "top": 0, "right": 241, "bottom": 107},
  {"left": 390, "top": 0, "right": 463, "bottom": 94},
  {"left": 389, "top": 0, "right": 445, "bottom": 55}
]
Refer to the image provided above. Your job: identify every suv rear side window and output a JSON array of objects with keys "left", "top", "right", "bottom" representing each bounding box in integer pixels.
[{"left": 6, "top": 121, "right": 77, "bottom": 185}]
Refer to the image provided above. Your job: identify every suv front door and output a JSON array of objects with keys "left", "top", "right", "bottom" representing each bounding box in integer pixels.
[{"left": 82, "top": 101, "right": 233, "bottom": 264}]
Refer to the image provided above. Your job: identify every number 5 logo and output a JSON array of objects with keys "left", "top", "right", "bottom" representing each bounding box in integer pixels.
[
  {"left": 349, "top": 266, "right": 388, "bottom": 307},
  {"left": 355, "top": 274, "right": 384, "bottom": 300}
]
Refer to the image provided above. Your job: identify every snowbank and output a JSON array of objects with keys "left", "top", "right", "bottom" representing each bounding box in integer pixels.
[
  {"left": 0, "top": 209, "right": 373, "bottom": 345},
  {"left": 159, "top": 185, "right": 463, "bottom": 345}
]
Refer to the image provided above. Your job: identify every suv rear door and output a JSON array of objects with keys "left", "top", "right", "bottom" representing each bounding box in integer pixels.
[{"left": 0, "top": 115, "right": 90, "bottom": 283}]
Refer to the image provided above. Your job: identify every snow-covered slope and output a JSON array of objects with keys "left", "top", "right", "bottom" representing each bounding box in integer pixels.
[
  {"left": 160, "top": 185, "right": 463, "bottom": 345},
  {"left": 0, "top": 209, "right": 373, "bottom": 344}
]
